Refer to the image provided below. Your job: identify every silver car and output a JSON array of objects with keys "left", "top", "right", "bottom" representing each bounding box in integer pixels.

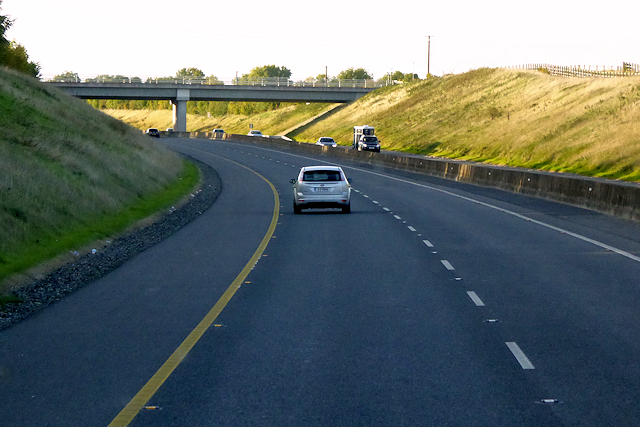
[
  {"left": 316, "top": 137, "right": 337, "bottom": 147},
  {"left": 290, "top": 166, "right": 352, "bottom": 214}
]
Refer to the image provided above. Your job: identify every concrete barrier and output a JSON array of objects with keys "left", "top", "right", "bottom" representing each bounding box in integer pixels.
[{"left": 162, "top": 131, "right": 640, "bottom": 222}]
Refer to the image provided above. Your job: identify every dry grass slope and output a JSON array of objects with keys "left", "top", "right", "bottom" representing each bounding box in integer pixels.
[
  {"left": 0, "top": 66, "right": 185, "bottom": 289},
  {"left": 106, "top": 102, "right": 336, "bottom": 136},
  {"left": 294, "top": 68, "right": 640, "bottom": 182}
]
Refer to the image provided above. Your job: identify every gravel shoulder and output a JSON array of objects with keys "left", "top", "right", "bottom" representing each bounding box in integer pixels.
[{"left": 0, "top": 158, "right": 221, "bottom": 331}]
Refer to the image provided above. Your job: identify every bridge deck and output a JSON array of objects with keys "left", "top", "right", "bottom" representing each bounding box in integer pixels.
[{"left": 48, "top": 82, "right": 375, "bottom": 103}]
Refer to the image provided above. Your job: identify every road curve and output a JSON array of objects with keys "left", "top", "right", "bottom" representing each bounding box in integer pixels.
[{"left": 1, "top": 137, "right": 640, "bottom": 426}]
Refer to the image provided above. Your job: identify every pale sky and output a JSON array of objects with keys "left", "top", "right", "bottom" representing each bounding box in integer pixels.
[{"left": 3, "top": 0, "right": 639, "bottom": 82}]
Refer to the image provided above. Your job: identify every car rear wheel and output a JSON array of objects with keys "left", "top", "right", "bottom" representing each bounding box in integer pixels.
[
  {"left": 342, "top": 203, "right": 351, "bottom": 214},
  {"left": 293, "top": 202, "right": 302, "bottom": 214}
]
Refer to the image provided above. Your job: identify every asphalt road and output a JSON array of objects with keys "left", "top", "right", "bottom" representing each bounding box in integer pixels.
[{"left": 2, "top": 137, "right": 640, "bottom": 426}]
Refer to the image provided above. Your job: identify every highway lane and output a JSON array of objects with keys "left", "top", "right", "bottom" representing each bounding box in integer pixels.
[
  {"left": 131, "top": 138, "right": 640, "bottom": 426},
  {"left": 1, "top": 136, "right": 640, "bottom": 425},
  {"left": 0, "top": 142, "right": 278, "bottom": 426}
]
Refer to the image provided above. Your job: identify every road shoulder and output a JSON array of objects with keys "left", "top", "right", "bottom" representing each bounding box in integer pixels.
[{"left": 0, "top": 157, "right": 221, "bottom": 330}]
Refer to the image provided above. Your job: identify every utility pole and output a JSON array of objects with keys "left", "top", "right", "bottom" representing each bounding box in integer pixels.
[
  {"left": 325, "top": 66, "right": 328, "bottom": 86},
  {"left": 427, "top": 35, "right": 431, "bottom": 78}
]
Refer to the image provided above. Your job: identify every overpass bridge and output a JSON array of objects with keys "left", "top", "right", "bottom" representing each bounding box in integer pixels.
[{"left": 48, "top": 80, "right": 378, "bottom": 132}]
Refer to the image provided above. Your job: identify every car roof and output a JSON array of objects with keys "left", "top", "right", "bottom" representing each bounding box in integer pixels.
[{"left": 301, "top": 165, "right": 342, "bottom": 172}]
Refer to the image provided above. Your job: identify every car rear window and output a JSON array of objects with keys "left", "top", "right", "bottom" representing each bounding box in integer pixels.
[{"left": 302, "top": 170, "right": 342, "bottom": 182}]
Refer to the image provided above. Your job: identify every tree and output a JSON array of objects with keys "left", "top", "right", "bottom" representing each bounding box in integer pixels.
[
  {"left": 308, "top": 73, "right": 338, "bottom": 85},
  {"left": 403, "top": 73, "right": 419, "bottom": 82},
  {"left": 0, "top": 2, "right": 40, "bottom": 77},
  {"left": 390, "top": 71, "right": 420, "bottom": 83},
  {"left": 3, "top": 41, "right": 40, "bottom": 77},
  {"left": 176, "top": 67, "right": 205, "bottom": 78},
  {"left": 337, "top": 67, "right": 372, "bottom": 80},
  {"left": 52, "top": 71, "right": 80, "bottom": 82},
  {"left": 206, "top": 74, "right": 223, "bottom": 85},
  {"left": 85, "top": 74, "right": 131, "bottom": 83},
  {"left": 0, "top": 1, "right": 12, "bottom": 50},
  {"left": 145, "top": 76, "right": 175, "bottom": 83},
  {"left": 391, "top": 71, "right": 404, "bottom": 81},
  {"left": 244, "top": 64, "right": 291, "bottom": 79}
]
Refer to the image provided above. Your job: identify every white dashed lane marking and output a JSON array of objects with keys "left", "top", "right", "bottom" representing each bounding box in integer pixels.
[
  {"left": 441, "top": 260, "right": 455, "bottom": 271},
  {"left": 467, "top": 291, "right": 485, "bottom": 306},
  {"left": 506, "top": 342, "right": 535, "bottom": 369},
  {"left": 207, "top": 142, "right": 557, "bottom": 382}
]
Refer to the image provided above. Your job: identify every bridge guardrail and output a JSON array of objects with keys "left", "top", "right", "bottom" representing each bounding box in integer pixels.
[{"left": 43, "top": 75, "right": 389, "bottom": 88}]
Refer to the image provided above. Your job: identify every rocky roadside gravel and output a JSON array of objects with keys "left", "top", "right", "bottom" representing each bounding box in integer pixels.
[{"left": 0, "top": 158, "right": 222, "bottom": 331}]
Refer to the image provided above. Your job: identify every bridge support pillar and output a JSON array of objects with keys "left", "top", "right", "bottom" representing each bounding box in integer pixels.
[{"left": 171, "top": 89, "right": 190, "bottom": 132}]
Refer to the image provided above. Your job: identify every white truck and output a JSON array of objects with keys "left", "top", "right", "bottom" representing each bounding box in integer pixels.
[{"left": 352, "top": 125, "right": 380, "bottom": 153}]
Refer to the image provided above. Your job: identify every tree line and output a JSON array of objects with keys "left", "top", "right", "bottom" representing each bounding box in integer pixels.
[{"left": 0, "top": 1, "right": 40, "bottom": 77}]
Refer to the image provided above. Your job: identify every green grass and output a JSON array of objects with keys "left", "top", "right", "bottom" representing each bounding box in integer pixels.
[
  {"left": 0, "top": 160, "right": 199, "bottom": 285},
  {"left": 0, "top": 294, "right": 23, "bottom": 308},
  {"left": 0, "top": 66, "right": 194, "bottom": 295}
]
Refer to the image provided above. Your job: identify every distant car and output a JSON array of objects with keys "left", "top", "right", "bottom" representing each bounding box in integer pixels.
[
  {"left": 165, "top": 128, "right": 174, "bottom": 132},
  {"left": 145, "top": 128, "right": 160, "bottom": 138},
  {"left": 356, "top": 135, "right": 380, "bottom": 152},
  {"left": 212, "top": 129, "right": 224, "bottom": 135},
  {"left": 247, "top": 130, "right": 263, "bottom": 136},
  {"left": 290, "top": 166, "right": 351, "bottom": 214},
  {"left": 316, "top": 137, "right": 337, "bottom": 147}
]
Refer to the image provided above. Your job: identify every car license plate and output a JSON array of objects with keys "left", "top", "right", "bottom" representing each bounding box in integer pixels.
[{"left": 314, "top": 187, "right": 329, "bottom": 192}]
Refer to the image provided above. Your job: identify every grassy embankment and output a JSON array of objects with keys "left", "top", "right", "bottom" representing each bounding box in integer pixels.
[
  {"left": 111, "top": 68, "right": 640, "bottom": 182},
  {"left": 0, "top": 67, "right": 198, "bottom": 304},
  {"left": 291, "top": 68, "right": 640, "bottom": 182}
]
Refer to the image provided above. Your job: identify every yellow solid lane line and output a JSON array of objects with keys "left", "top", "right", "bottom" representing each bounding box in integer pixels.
[{"left": 109, "top": 161, "right": 280, "bottom": 427}]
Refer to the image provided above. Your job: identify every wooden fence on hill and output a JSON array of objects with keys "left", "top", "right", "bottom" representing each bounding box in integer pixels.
[{"left": 507, "top": 62, "right": 640, "bottom": 78}]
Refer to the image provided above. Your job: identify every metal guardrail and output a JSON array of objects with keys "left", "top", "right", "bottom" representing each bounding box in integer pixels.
[{"left": 41, "top": 75, "right": 390, "bottom": 88}]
